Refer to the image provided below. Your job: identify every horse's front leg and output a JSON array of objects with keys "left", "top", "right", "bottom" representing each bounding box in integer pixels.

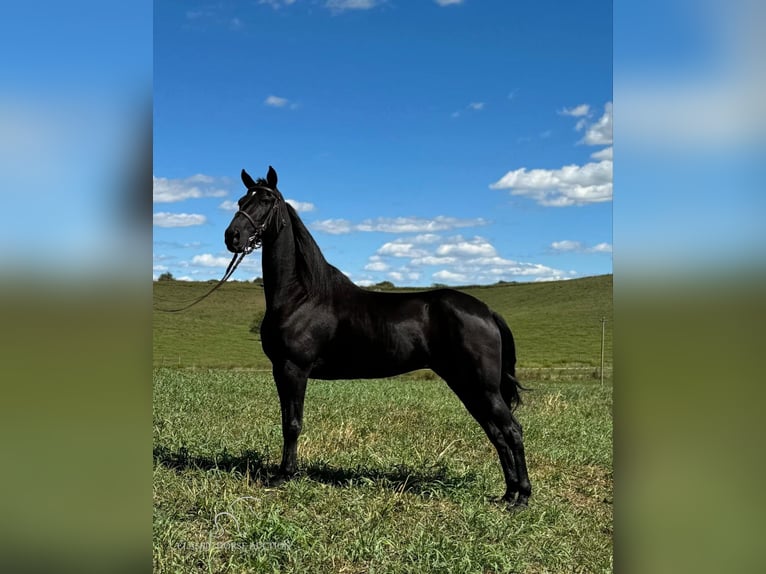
[{"left": 273, "top": 360, "right": 309, "bottom": 482}]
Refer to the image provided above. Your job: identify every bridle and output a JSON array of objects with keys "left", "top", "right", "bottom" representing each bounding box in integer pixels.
[
  {"left": 155, "top": 184, "right": 286, "bottom": 313},
  {"left": 236, "top": 185, "right": 287, "bottom": 254}
]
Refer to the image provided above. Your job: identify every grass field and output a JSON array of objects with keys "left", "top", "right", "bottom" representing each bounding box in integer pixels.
[
  {"left": 153, "top": 275, "right": 613, "bottom": 572},
  {"left": 154, "top": 370, "right": 612, "bottom": 573}
]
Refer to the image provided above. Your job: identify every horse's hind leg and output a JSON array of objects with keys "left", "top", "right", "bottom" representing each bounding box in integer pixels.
[
  {"left": 272, "top": 360, "right": 308, "bottom": 482},
  {"left": 447, "top": 380, "right": 531, "bottom": 506},
  {"left": 505, "top": 410, "right": 531, "bottom": 506},
  {"left": 481, "top": 395, "right": 531, "bottom": 506}
]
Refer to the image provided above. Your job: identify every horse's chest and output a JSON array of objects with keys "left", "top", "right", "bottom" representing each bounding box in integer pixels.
[{"left": 260, "top": 311, "right": 335, "bottom": 366}]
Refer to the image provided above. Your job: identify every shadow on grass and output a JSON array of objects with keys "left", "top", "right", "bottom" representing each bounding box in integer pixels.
[{"left": 153, "top": 444, "right": 478, "bottom": 497}]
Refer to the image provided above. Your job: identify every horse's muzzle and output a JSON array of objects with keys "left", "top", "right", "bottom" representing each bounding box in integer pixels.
[{"left": 224, "top": 226, "right": 243, "bottom": 253}]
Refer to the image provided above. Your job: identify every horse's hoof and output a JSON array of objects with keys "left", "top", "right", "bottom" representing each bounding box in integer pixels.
[
  {"left": 513, "top": 496, "right": 529, "bottom": 509},
  {"left": 496, "top": 493, "right": 529, "bottom": 511},
  {"left": 499, "top": 494, "right": 517, "bottom": 505},
  {"left": 265, "top": 474, "right": 290, "bottom": 488}
]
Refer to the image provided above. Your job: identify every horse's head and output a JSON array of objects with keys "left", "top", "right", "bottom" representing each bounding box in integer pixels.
[{"left": 225, "top": 166, "right": 286, "bottom": 253}]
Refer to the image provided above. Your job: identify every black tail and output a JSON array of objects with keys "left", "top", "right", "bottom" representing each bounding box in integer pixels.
[{"left": 492, "top": 311, "right": 526, "bottom": 411}]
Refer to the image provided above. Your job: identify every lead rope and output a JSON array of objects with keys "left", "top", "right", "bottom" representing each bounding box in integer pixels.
[{"left": 154, "top": 251, "right": 246, "bottom": 313}]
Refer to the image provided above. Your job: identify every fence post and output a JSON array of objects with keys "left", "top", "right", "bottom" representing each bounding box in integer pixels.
[{"left": 600, "top": 316, "right": 606, "bottom": 384}]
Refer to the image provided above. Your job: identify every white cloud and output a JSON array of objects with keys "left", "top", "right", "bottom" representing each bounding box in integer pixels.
[
  {"left": 325, "top": 0, "right": 380, "bottom": 12},
  {"left": 264, "top": 97, "right": 300, "bottom": 110},
  {"left": 312, "top": 216, "right": 487, "bottom": 234},
  {"left": 153, "top": 212, "right": 207, "bottom": 227},
  {"left": 589, "top": 242, "right": 613, "bottom": 253},
  {"left": 356, "top": 279, "right": 375, "bottom": 287},
  {"left": 491, "top": 101, "right": 613, "bottom": 206},
  {"left": 370, "top": 234, "right": 574, "bottom": 284},
  {"left": 487, "top": 262, "right": 570, "bottom": 278},
  {"left": 581, "top": 102, "right": 613, "bottom": 145},
  {"left": 560, "top": 104, "right": 591, "bottom": 117},
  {"left": 435, "top": 0, "right": 463, "bottom": 5},
  {"left": 454, "top": 101, "right": 488, "bottom": 117},
  {"left": 551, "top": 240, "right": 583, "bottom": 252},
  {"left": 311, "top": 219, "right": 353, "bottom": 235},
  {"left": 259, "top": 0, "right": 296, "bottom": 9},
  {"left": 358, "top": 216, "right": 487, "bottom": 233},
  {"left": 376, "top": 235, "right": 492, "bottom": 263},
  {"left": 410, "top": 255, "right": 458, "bottom": 266},
  {"left": 219, "top": 200, "right": 238, "bottom": 211},
  {"left": 265, "top": 95, "right": 289, "bottom": 107},
  {"left": 377, "top": 241, "right": 429, "bottom": 258},
  {"left": 551, "top": 240, "right": 613, "bottom": 253},
  {"left": 286, "top": 199, "right": 316, "bottom": 213},
  {"left": 590, "top": 146, "right": 613, "bottom": 161},
  {"left": 409, "top": 233, "right": 442, "bottom": 244},
  {"left": 364, "top": 256, "right": 389, "bottom": 271},
  {"left": 173, "top": 251, "right": 261, "bottom": 279},
  {"left": 388, "top": 271, "right": 404, "bottom": 281},
  {"left": 153, "top": 174, "right": 229, "bottom": 203},
  {"left": 490, "top": 158, "right": 612, "bottom": 206},
  {"left": 191, "top": 254, "right": 232, "bottom": 267},
  {"left": 433, "top": 269, "right": 468, "bottom": 283},
  {"left": 435, "top": 236, "right": 496, "bottom": 257}
]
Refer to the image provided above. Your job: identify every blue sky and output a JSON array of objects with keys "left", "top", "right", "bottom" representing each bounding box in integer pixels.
[{"left": 154, "top": 0, "right": 612, "bottom": 285}]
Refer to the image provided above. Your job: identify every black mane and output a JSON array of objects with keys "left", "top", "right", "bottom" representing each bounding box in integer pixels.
[{"left": 284, "top": 202, "right": 352, "bottom": 298}]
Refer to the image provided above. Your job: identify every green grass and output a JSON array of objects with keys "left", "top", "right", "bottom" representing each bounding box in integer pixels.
[
  {"left": 154, "top": 369, "right": 612, "bottom": 573},
  {"left": 153, "top": 275, "right": 612, "bottom": 371},
  {"left": 153, "top": 276, "right": 613, "bottom": 572}
]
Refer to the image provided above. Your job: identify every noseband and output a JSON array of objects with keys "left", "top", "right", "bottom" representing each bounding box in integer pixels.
[{"left": 237, "top": 185, "right": 287, "bottom": 253}]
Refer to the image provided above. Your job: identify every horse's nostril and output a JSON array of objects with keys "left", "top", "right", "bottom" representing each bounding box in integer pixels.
[{"left": 225, "top": 228, "right": 240, "bottom": 248}]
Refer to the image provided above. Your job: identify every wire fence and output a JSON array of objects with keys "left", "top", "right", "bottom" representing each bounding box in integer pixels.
[{"left": 517, "top": 365, "right": 612, "bottom": 382}]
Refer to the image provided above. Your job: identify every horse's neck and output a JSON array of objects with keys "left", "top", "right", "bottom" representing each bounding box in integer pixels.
[{"left": 261, "top": 223, "right": 300, "bottom": 309}]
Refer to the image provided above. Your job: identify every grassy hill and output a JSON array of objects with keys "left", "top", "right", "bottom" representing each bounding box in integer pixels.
[{"left": 153, "top": 275, "right": 612, "bottom": 373}]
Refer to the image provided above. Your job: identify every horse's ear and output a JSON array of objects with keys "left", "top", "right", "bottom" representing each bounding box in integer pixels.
[
  {"left": 267, "top": 166, "right": 278, "bottom": 189},
  {"left": 241, "top": 169, "right": 257, "bottom": 189}
]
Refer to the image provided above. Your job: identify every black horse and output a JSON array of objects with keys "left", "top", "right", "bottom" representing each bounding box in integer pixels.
[{"left": 224, "top": 166, "right": 531, "bottom": 507}]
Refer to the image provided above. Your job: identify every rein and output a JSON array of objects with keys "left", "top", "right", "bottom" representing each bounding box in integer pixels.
[
  {"left": 154, "top": 251, "right": 246, "bottom": 313},
  {"left": 155, "top": 185, "right": 285, "bottom": 313}
]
